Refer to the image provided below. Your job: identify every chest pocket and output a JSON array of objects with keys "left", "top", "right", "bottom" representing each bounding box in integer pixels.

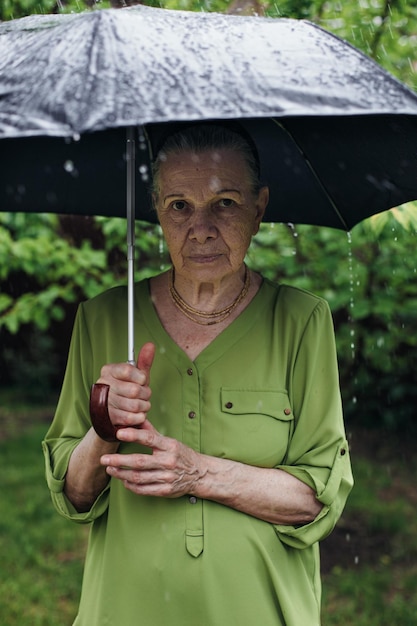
[{"left": 218, "top": 388, "right": 294, "bottom": 467}]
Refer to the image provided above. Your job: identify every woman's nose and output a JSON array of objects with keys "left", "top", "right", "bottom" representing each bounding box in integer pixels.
[{"left": 189, "top": 209, "right": 218, "bottom": 242}]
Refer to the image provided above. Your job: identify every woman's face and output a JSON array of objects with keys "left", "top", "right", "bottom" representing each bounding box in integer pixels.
[{"left": 154, "top": 148, "right": 269, "bottom": 283}]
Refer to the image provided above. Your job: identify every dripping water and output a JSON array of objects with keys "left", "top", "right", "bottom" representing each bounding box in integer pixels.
[
  {"left": 347, "top": 231, "right": 356, "bottom": 360},
  {"left": 347, "top": 230, "right": 359, "bottom": 410}
]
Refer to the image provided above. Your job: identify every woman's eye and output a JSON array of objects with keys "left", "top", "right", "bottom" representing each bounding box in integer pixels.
[
  {"left": 218, "top": 198, "right": 235, "bottom": 208},
  {"left": 171, "top": 201, "right": 186, "bottom": 211}
]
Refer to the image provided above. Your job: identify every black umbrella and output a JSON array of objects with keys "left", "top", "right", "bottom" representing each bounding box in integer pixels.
[{"left": 1, "top": 4, "right": 417, "bottom": 366}]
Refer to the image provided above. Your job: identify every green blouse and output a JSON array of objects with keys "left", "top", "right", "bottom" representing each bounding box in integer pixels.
[{"left": 43, "top": 278, "right": 353, "bottom": 626}]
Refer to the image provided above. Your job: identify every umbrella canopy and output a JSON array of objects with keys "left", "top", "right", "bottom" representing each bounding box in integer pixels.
[{"left": 1, "top": 4, "right": 417, "bottom": 230}]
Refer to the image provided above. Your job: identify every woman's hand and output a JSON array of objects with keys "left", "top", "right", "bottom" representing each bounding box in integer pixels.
[
  {"left": 96, "top": 342, "right": 155, "bottom": 429},
  {"left": 101, "top": 420, "right": 322, "bottom": 526},
  {"left": 64, "top": 343, "right": 156, "bottom": 512},
  {"left": 101, "top": 420, "right": 202, "bottom": 498}
]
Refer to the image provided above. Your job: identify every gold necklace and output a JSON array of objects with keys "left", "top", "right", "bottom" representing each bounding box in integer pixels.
[{"left": 169, "top": 266, "right": 251, "bottom": 325}]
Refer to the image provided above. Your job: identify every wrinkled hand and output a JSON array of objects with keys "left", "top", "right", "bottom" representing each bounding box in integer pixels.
[
  {"left": 100, "top": 420, "right": 203, "bottom": 498},
  {"left": 96, "top": 342, "right": 155, "bottom": 429}
]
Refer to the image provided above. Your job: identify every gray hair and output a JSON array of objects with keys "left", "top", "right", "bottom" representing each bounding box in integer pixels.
[{"left": 151, "top": 122, "right": 262, "bottom": 199}]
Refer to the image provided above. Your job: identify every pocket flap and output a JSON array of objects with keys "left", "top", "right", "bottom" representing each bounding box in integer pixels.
[{"left": 220, "top": 389, "right": 293, "bottom": 421}]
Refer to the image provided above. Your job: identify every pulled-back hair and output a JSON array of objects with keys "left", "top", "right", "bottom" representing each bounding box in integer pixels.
[{"left": 151, "top": 122, "right": 262, "bottom": 197}]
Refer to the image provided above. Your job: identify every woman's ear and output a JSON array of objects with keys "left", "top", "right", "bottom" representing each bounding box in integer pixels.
[{"left": 253, "top": 186, "right": 269, "bottom": 234}]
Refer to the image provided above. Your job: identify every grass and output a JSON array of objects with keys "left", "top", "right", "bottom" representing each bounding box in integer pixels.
[
  {"left": 0, "top": 423, "right": 86, "bottom": 625},
  {"left": 1, "top": 399, "right": 417, "bottom": 625},
  {"left": 321, "top": 431, "right": 417, "bottom": 625}
]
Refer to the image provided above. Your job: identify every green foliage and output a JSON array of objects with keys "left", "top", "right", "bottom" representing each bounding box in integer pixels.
[
  {"left": 0, "top": 213, "right": 169, "bottom": 335},
  {"left": 315, "top": 0, "right": 417, "bottom": 91},
  {"left": 0, "top": 0, "right": 110, "bottom": 20},
  {"left": 0, "top": 213, "right": 104, "bottom": 333},
  {"left": 0, "top": 0, "right": 55, "bottom": 20}
]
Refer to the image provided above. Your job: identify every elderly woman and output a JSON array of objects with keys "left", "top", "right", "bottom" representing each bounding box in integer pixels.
[{"left": 43, "top": 122, "right": 353, "bottom": 626}]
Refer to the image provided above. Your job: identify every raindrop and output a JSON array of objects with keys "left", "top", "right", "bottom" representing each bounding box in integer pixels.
[
  {"left": 157, "top": 224, "right": 166, "bottom": 270},
  {"left": 63, "top": 160, "right": 79, "bottom": 177},
  {"left": 376, "top": 337, "right": 384, "bottom": 348},
  {"left": 273, "top": 2, "right": 281, "bottom": 16},
  {"left": 138, "top": 128, "right": 147, "bottom": 151},
  {"left": 139, "top": 164, "right": 149, "bottom": 182},
  {"left": 287, "top": 222, "right": 298, "bottom": 238},
  {"left": 209, "top": 176, "right": 221, "bottom": 191},
  {"left": 347, "top": 231, "right": 356, "bottom": 360}
]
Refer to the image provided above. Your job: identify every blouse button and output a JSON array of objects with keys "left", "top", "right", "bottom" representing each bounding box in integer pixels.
[
  {"left": 225, "top": 402, "right": 233, "bottom": 409},
  {"left": 189, "top": 496, "right": 197, "bottom": 504},
  {"left": 188, "top": 411, "right": 196, "bottom": 419},
  {"left": 284, "top": 408, "right": 291, "bottom": 416},
  {"left": 187, "top": 368, "right": 193, "bottom": 376}
]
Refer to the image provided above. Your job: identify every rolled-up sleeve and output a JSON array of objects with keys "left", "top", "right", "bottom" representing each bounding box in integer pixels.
[
  {"left": 42, "top": 438, "right": 110, "bottom": 523},
  {"left": 274, "top": 298, "right": 354, "bottom": 548},
  {"left": 42, "top": 302, "right": 110, "bottom": 524}
]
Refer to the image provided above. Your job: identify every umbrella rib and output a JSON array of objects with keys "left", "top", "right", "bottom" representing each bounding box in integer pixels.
[{"left": 273, "top": 119, "right": 349, "bottom": 231}]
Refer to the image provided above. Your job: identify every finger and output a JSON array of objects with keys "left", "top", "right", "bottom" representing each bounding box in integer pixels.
[
  {"left": 102, "top": 455, "right": 161, "bottom": 474},
  {"left": 104, "top": 466, "right": 180, "bottom": 498},
  {"left": 99, "top": 361, "right": 147, "bottom": 387},
  {"left": 107, "top": 467, "right": 174, "bottom": 489},
  {"left": 116, "top": 419, "right": 164, "bottom": 447},
  {"left": 108, "top": 379, "right": 152, "bottom": 407},
  {"left": 137, "top": 342, "right": 156, "bottom": 385},
  {"left": 107, "top": 407, "right": 149, "bottom": 430}
]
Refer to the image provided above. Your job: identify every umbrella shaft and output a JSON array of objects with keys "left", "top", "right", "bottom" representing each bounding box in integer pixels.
[
  {"left": 127, "top": 127, "right": 136, "bottom": 365},
  {"left": 127, "top": 244, "right": 135, "bottom": 365}
]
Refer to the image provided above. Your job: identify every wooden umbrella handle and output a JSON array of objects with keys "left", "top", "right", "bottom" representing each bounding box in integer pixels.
[{"left": 90, "top": 383, "right": 119, "bottom": 442}]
